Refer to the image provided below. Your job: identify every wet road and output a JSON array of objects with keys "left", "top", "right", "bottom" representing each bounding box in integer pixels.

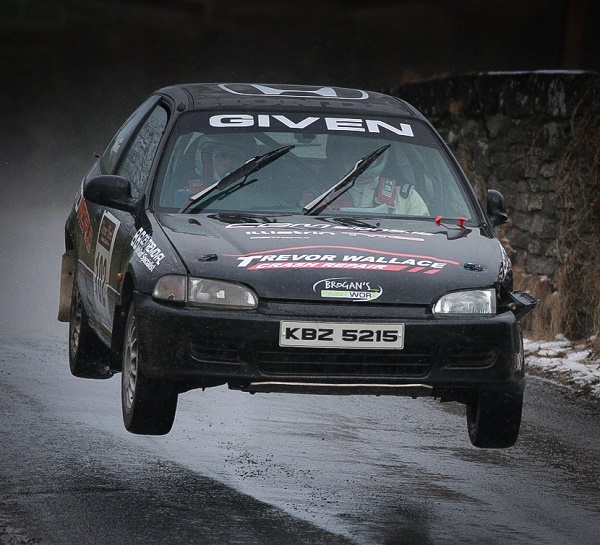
[{"left": 1, "top": 331, "right": 598, "bottom": 545}]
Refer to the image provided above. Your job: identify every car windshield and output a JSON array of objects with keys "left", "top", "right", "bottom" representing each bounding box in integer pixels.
[{"left": 153, "top": 111, "right": 476, "bottom": 220}]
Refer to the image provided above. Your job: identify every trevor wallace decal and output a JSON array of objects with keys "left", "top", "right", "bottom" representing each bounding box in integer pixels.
[{"left": 228, "top": 246, "right": 459, "bottom": 273}]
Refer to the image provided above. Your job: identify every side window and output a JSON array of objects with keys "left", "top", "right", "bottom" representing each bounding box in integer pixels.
[
  {"left": 117, "top": 105, "right": 169, "bottom": 198},
  {"left": 100, "top": 96, "right": 159, "bottom": 174}
]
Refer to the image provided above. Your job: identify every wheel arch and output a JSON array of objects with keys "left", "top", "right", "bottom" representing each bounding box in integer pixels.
[{"left": 110, "top": 271, "right": 137, "bottom": 372}]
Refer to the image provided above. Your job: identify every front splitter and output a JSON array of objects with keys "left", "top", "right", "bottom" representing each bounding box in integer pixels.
[{"left": 236, "top": 381, "right": 434, "bottom": 397}]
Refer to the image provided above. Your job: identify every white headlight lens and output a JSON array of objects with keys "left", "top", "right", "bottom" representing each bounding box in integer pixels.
[
  {"left": 433, "top": 289, "right": 496, "bottom": 316},
  {"left": 188, "top": 278, "right": 258, "bottom": 309},
  {"left": 153, "top": 275, "right": 187, "bottom": 302}
]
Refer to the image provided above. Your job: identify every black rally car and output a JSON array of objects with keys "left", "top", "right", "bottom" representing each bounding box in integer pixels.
[{"left": 58, "top": 83, "right": 536, "bottom": 447}]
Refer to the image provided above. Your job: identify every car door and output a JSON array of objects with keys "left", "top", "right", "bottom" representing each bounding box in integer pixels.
[
  {"left": 85, "top": 101, "right": 169, "bottom": 339},
  {"left": 78, "top": 97, "right": 159, "bottom": 326}
]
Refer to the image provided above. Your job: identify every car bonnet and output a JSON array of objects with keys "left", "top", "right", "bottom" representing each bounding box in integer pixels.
[{"left": 157, "top": 214, "right": 506, "bottom": 306}]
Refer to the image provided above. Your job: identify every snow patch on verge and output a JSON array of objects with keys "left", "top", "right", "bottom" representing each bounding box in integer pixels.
[{"left": 525, "top": 336, "right": 600, "bottom": 399}]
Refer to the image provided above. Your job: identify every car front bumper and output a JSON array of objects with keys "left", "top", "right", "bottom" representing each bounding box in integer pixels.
[{"left": 133, "top": 292, "right": 525, "bottom": 398}]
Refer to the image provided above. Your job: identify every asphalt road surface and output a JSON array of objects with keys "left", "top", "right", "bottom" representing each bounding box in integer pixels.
[
  {"left": 0, "top": 203, "right": 599, "bottom": 544},
  {"left": 0, "top": 329, "right": 599, "bottom": 545}
]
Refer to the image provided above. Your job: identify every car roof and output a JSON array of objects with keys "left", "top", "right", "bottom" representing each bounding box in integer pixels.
[{"left": 155, "top": 83, "right": 420, "bottom": 118}]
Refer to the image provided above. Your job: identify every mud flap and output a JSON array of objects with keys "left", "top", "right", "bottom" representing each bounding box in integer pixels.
[{"left": 57, "top": 250, "right": 77, "bottom": 322}]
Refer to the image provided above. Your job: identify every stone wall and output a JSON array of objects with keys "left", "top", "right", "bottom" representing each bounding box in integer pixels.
[{"left": 391, "top": 71, "right": 599, "bottom": 279}]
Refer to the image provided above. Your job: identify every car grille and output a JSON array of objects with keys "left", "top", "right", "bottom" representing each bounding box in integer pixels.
[
  {"left": 189, "top": 338, "right": 497, "bottom": 375},
  {"left": 443, "top": 345, "right": 499, "bottom": 368},
  {"left": 189, "top": 337, "right": 243, "bottom": 364},
  {"left": 254, "top": 341, "right": 435, "bottom": 377}
]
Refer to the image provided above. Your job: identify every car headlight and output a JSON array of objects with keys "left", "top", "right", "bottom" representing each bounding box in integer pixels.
[
  {"left": 153, "top": 275, "right": 258, "bottom": 309},
  {"left": 433, "top": 289, "right": 496, "bottom": 316},
  {"left": 152, "top": 275, "right": 187, "bottom": 302},
  {"left": 188, "top": 278, "right": 258, "bottom": 309}
]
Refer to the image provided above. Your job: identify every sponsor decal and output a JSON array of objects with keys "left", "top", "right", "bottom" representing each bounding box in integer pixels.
[
  {"left": 94, "top": 211, "right": 120, "bottom": 325},
  {"left": 208, "top": 114, "right": 414, "bottom": 137},
  {"left": 75, "top": 186, "right": 93, "bottom": 252},
  {"left": 339, "top": 231, "right": 423, "bottom": 242},
  {"left": 218, "top": 83, "right": 369, "bottom": 100},
  {"left": 225, "top": 222, "right": 432, "bottom": 242},
  {"left": 313, "top": 277, "right": 383, "bottom": 302},
  {"left": 498, "top": 242, "right": 511, "bottom": 283},
  {"left": 226, "top": 246, "right": 458, "bottom": 274},
  {"left": 131, "top": 228, "right": 165, "bottom": 272},
  {"left": 244, "top": 230, "right": 336, "bottom": 239},
  {"left": 241, "top": 230, "right": 425, "bottom": 242}
]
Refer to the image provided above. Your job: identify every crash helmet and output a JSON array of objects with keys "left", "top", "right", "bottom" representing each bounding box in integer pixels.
[{"left": 195, "top": 133, "right": 258, "bottom": 180}]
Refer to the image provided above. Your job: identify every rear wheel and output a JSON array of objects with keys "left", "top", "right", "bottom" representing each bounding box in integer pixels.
[
  {"left": 466, "top": 388, "right": 523, "bottom": 448},
  {"left": 121, "top": 303, "right": 178, "bottom": 435},
  {"left": 69, "top": 278, "right": 112, "bottom": 379}
]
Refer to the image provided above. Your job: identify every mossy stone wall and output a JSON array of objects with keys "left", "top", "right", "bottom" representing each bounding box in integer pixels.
[{"left": 392, "top": 72, "right": 599, "bottom": 278}]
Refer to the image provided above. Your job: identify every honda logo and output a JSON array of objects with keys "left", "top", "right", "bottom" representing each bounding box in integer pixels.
[{"left": 219, "top": 83, "right": 369, "bottom": 100}]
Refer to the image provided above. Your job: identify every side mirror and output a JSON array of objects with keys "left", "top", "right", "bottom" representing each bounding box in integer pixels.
[
  {"left": 487, "top": 189, "right": 508, "bottom": 227},
  {"left": 83, "top": 175, "right": 137, "bottom": 213}
]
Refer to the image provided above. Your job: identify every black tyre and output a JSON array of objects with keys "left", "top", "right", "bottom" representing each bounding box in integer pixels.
[
  {"left": 466, "top": 388, "right": 523, "bottom": 448},
  {"left": 121, "top": 303, "right": 178, "bottom": 435},
  {"left": 69, "top": 278, "right": 112, "bottom": 379}
]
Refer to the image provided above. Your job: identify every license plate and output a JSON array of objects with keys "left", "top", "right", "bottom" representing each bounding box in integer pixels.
[{"left": 279, "top": 321, "right": 405, "bottom": 349}]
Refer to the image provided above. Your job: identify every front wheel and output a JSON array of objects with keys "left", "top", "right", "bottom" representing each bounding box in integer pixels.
[
  {"left": 121, "top": 303, "right": 178, "bottom": 435},
  {"left": 466, "top": 389, "right": 523, "bottom": 448}
]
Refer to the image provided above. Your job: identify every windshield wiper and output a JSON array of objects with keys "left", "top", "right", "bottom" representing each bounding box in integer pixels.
[
  {"left": 178, "top": 144, "right": 295, "bottom": 214},
  {"left": 208, "top": 212, "right": 279, "bottom": 224},
  {"left": 302, "top": 144, "right": 390, "bottom": 216}
]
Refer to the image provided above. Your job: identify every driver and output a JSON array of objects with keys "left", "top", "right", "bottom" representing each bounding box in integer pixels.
[
  {"left": 173, "top": 133, "right": 257, "bottom": 207},
  {"left": 192, "top": 133, "right": 258, "bottom": 187},
  {"left": 325, "top": 135, "right": 429, "bottom": 216}
]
